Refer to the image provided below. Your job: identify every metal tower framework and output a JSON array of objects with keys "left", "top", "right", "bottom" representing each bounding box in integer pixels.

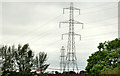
[
  {"left": 60, "top": 46, "right": 65, "bottom": 72},
  {"left": 59, "top": 2, "right": 83, "bottom": 72}
]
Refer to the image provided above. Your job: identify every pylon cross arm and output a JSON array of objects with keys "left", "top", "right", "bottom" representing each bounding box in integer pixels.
[
  {"left": 73, "top": 7, "right": 80, "bottom": 15},
  {"left": 59, "top": 20, "right": 70, "bottom": 28},
  {"left": 61, "top": 33, "right": 69, "bottom": 40},
  {"left": 63, "top": 7, "right": 70, "bottom": 14},
  {"left": 74, "top": 20, "right": 84, "bottom": 29},
  {"left": 74, "top": 33, "right": 81, "bottom": 40}
]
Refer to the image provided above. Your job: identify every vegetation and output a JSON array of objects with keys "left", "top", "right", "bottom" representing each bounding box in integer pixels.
[
  {"left": 1, "top": 45, "right": 15, "bottom": 71},
  {"left": 0, "top": 44, "right": 49, "bottom": 74},
  {"left": 14, "top": 44, "right": 34, "bottom": 73},
  {"left": 1, "top": 38, "right": 120, "bottom": 75},
  {"left": 85, "top": 38, "right": 120, "bottom": 74},
  {"left": 101, "top": 67, "right": 119, "bottom": 74},
  {"left": 34, "top": 52, "right": 50, "bottom": 74},
  {"left": 0, "top": 71, "right": 3, "bottom": 76}
]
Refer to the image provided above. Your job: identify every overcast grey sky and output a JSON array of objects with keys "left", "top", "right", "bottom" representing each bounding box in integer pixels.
[{"left": 0, "top": 1, "right": 119, "bottom": 72}]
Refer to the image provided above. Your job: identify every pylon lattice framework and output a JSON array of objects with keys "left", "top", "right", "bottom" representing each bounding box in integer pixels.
[
  {"left": 60, "top": 46, "right": 65, "bottom": 72},
  {"left": 59, "top": 2, "right": 84, "bottom": 72}
]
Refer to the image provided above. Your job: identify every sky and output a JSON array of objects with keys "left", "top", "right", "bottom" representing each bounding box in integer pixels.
[{"left": 0, "top": 1, "right": 119, "bottom": 72}]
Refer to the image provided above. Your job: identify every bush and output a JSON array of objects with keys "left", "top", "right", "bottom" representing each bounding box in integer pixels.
[{"left": 1, "top": 71, "right": 33, "bottom": 76}]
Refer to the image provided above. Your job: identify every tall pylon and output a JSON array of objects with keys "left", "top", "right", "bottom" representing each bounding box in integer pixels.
[
  {"left": 60, "top": 46, "right": 65, "bottom": 72},
  {"left": 59, "top": 2, "right": 84, "bottom": 72}
]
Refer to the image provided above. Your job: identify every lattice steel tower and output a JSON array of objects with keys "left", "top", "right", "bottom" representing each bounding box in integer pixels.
[
  {"left": 59, "top": 2, "right": 83, "bottom": 72},
  {"left": 60, "top": 46, "right": 65, "bottom": 72}
]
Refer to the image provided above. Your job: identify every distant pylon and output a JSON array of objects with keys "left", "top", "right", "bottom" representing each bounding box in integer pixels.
[
  {"left": 59, "top": 2, "right": 84, "bottom": 72},
  {"left": 60, "top": 46, "right": 65, "bottom": 72}
]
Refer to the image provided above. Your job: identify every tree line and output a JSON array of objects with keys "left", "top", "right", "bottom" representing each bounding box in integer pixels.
[{"left": 1, "top": 38, "right": 120, "bottom": 75}]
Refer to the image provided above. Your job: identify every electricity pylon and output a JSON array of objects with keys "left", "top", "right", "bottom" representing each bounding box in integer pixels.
[
  {"left": 60, "top": 46, "right": 65, "bottom": 72},
  {"left": 59, "top": 2, "right": 83, "bottom": 72}
]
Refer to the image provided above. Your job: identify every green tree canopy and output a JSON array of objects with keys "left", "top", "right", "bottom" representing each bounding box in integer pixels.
[{"left": 85, "top": 38, "right": 120, "bottom": 74}]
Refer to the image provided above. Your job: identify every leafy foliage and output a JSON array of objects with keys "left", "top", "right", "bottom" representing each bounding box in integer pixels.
[
  {"left": 97, "top": 38, "right": 120, "bottom": 51},
  {"left": 0, "top": 44, "right": 49, "bottom": 73},
  {"left": 1, "top": 45, "right": 15, "bottom": 71},
  {"left": 101, "top": 67, "right": 120, "bottom": 74},
  {"left": 85, "top": 38, "right": 120, "bottom": 74},
  {"left": 14, "top": 44, "right": 34, "bottom": 73},
  {"left": 34, "top": 52, "right": 49, "bottom": 74}
]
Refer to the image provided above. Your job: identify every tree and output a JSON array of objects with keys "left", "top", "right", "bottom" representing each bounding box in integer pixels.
[
  {"left": 1, "top": 45, "right": 15, "bottom": 71},
  {"left": 85, "top": 38, "right": 120, "bottom": 74},
  {"left": 97, "top": 42, "right": 104, "bottom": 51},
  {"left": 32, "top": 56, "right": 39, "bottom": 70},
  {"left": 15, "top": 44, "right": 34, "bottom": 73},
  {"left": 97, "top": 38, "right": 120, "bottom": 51},
  {"left": 0, "top": 43, "right": 50, "bottom": 74},
  {"left": 35, "top": 52, "right": 49, "bottom": 74}
]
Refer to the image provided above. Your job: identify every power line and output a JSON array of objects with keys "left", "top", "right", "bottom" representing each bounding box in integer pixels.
[
  {"left": 16, "top": 22, "right": 117, "bottom": 47},
  {"left": 46, "top": 30, "right": 117, "bottom": 47},
  {"left": 80, "top": 4, "right": 117, "bottom": 15},
  {"left": 6, "top": 14, "right": 63, "bottom": 44},
  {"left": 3, "top": 3, "right": 117, "bottom": 45},
  {"left": 47, "top": 67, "right": 83, "bottom": 70},
  {"left": 80, "top": 3, "right": 117, "bottom": 10},
  {"left": 45, "top": 22, "right": 117, "bottom": 46}
]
